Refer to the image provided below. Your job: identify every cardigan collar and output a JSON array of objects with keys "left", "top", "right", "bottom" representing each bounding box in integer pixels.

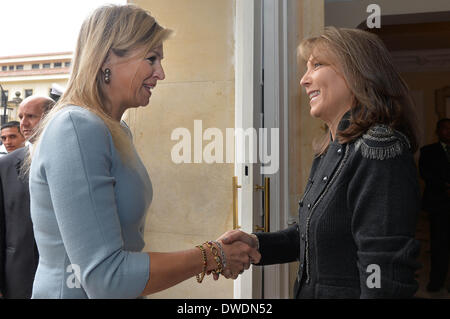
[{"left": 330, "top": 111, "right": 351, "bottom": 142}]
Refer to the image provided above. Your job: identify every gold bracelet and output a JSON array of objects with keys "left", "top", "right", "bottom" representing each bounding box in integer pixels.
[
  {"left": 195, "top": 244, "right": 207, "bottom": 283},
  {"left": 205, "top": 241, "right": 223, "bottom": 275}
]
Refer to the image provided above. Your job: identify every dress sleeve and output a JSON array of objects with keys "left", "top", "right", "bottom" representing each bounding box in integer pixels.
[
  {"left": 349, "top": 128, "right": 421, "bottom": 298},
  {"left": 35, "top": 109, "right": 149, "bottom": 298}
]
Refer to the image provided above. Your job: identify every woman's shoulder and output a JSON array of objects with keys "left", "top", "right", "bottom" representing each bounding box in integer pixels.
[
  {"left": 52, "top": 105, "right": 106, "bottom": 127},
  {"left": 47, "top": 105, "right": 111, "bottom": 137},
  {"left": 40, "top": 105, "right": 114, "bottom": 155},
  {"left": 353, "top": 124, "right": 412, "bottom": 161}
]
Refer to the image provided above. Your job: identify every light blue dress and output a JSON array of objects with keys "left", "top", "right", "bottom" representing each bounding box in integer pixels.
[{"left": 30, "top": 105, "right": 152, "bottom": 298}]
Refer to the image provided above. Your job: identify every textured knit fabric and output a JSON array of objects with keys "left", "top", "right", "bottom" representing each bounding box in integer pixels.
[
  {"left": 255, "top": 117, "right": 421, "bottom": 299},
  {"left": 30, "top": 106, "right": 152, "bottom": 299}
]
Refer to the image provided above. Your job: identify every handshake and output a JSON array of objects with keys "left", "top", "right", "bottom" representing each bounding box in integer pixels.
[{"left": 205, "top": 230, "right": 261, "bottom": 281}]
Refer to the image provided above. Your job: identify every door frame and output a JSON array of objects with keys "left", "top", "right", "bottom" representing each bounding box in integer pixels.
[
  {"left": 234, "top": 0, "right": 290, "bottom": 299},
  {"left": 234, "top": 0, "right": 262, "bottom": 299},
  {"left": 261, "top": 0, "right": 290, "bottom": 299}
]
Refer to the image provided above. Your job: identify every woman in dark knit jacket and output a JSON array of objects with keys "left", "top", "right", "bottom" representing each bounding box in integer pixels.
[{"left": 221, "top": 27, "right": 422, "bottom": 299}]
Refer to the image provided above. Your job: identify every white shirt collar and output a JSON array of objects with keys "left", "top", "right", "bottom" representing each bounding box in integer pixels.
[{"left": 26, "top": 140, "right": 33, "bottom": 153}]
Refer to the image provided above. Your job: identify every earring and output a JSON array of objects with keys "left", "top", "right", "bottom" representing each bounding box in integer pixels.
[{"left": 104, "top": 68, "right": 111, "bottom": 84}]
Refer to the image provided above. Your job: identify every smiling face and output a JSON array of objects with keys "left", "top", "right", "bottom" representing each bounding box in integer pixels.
[
  {"left": 102, "top": 44, "right": 165, "bottom": 120},
  {"left": 300, "top": 54, "right": 354, "bottom": 128}
]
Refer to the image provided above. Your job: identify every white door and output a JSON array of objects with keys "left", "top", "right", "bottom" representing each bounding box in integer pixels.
[{"left": 234, "top": 0, "right": 290, "bottom": 299}]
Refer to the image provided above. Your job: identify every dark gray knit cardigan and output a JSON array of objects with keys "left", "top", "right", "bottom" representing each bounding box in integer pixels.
[{"left": 255, "top": 119, "right": 421, "bottom": 299}]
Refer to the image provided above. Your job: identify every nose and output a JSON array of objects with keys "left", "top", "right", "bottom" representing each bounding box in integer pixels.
[
  {"left": 300, "top": 70, "right": 311, "bottom": 88},
  {"left": 153, "top": 63, "right": 165, "bottom": 81},
  {"left": 21, "top": 117, "right": 29, "bottom": 128}
]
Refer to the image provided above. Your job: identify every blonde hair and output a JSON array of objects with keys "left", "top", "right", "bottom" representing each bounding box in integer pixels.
[
  {"left": 29, "top": 4, "right": 172, "bottom": 166},
  {"left": 299, "top": 27, "right": 419, "bottom": 155}
]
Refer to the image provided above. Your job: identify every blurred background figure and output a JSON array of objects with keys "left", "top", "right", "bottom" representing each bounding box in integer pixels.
[
  {"left": 0, "top": 121, "right": 25, "bottom": 155},
  {"left": 18, "top": 96, "right": 55, "bottom": 144},
  {"left": 419, "top": 118, "right": 450, "bottom": 296},
  {"left": 49, "top": 84, "right": 65, "bottom": 103},
  {"left": 0, "top": 96, "right": 55, "bottom": 299}
]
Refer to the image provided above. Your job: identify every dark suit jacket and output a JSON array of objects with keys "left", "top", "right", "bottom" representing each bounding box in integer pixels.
[
  {"left": 255, "top": 121, "right": 421, "bottom": 299},
  {"left": 0, "top": 147, "right": 39, "bottom": 298},
  {"left": 418, "top": 142, "right": 450, "bottom": 213}
]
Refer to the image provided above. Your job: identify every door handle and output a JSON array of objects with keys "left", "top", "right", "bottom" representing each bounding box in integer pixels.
[
  {"left": 255, "top": 177, "right": 270, "bottom": 232},
  {"left": 232, "top": 176, "right": 241, "bottom": 230}
]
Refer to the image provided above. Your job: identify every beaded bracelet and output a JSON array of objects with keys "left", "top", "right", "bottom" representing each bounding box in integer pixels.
[
  {"left": 195, "top": 244, "right": 207, "bottom": 283},
  {"left": 214, "top": 241, "right": 227, "bottom": 269},
  {"left": 205, "top": 241, "right": 223, "bottom": 275}
]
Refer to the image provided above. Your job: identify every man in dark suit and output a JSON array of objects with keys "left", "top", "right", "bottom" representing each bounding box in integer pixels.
[
  {"left": 0, "top": 96, "right": 55, "bottom": 298},
  {"left": 419, "top": 118, "right": 450, "bottom": 294}
]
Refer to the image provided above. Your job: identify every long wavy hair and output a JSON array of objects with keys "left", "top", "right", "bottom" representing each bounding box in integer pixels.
[
  {"left": 298, "top": 27, "right": 419, "bottom": 155},
  {"left": 27, "top": 4, "right": 172, "bottom": 168}
]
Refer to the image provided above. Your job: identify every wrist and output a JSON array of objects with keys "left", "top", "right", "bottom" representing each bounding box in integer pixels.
[
  {"left": 195, "top": 244, "right": 208, "bottom": 283},
  {"left": 250, "top": 233, "right": 260, "bottom": 250},
  {"left": 204, "top": 243, "right": 217, "bottom": 272},
  {"left": 204, "top": 242, "right": 223, "bottom": 274},
  {"left": 195, "top": 241, "right": 225, "bottom": 283}
]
